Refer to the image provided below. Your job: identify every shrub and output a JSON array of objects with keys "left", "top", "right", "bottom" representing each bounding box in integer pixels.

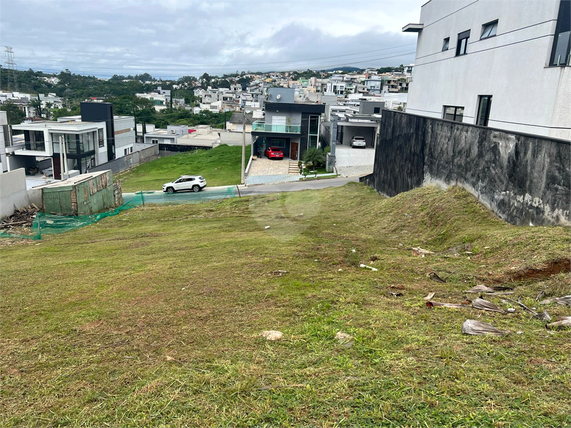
[{"left": 303, "top": 148, "right": 325, "bottom": 168}]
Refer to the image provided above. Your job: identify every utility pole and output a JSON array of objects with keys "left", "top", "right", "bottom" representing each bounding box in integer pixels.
[{"left": 241, "top": 107, "right": 246, "bottom": 184}]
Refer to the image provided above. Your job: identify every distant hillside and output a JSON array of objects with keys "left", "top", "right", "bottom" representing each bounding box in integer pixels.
[{"left": 321, "top": 66, "right": 362, "bottom": 73}]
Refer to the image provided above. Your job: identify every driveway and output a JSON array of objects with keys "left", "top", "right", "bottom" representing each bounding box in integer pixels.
[
  {"left": 248, "top": 157, "right": 290, "bottom": 176},
  {"left": 334, "top": 145, "right": 375, "bottom": 177}
]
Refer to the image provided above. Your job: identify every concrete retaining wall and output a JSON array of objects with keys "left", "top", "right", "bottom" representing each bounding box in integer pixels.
[
  {"left": 0, "top": 169, "right": 30, "bottom": 219},
  {"left": 363, "top": 110, "right": 571, "bottom": 226}
]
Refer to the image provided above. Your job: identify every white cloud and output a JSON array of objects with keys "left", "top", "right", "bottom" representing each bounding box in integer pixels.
[{"left": 1, "top": 0, "right": 424, "bottom": 78}]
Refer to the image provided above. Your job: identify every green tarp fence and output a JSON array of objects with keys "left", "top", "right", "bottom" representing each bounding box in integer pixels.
[{"left": 0, "top": 187, "right": 238, "bottom": 240}]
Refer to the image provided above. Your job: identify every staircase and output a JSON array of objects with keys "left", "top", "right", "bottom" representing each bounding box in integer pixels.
[{"left": 288, "top": 161, "right": 299, "bottom": 175}]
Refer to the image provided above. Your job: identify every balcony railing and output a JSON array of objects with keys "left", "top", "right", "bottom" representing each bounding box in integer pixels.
[{"left": 252, "top": 121, "right": 301, "bottom": 134}]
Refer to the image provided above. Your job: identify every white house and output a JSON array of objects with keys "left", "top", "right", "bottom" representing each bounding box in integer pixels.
[
  {"left": 9, "top": 103, "right": 135, "bottom": 178},
  {"left": 403, "top": 0, "right": 571, "bottom": 140}
]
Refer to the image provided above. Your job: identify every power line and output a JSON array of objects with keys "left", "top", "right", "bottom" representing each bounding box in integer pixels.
[
  {"left": 10, "top": 44, "right": 417, "bottom": 76},
  {"left": 6, "top": 47, "right": 416, "bottom": 80}
]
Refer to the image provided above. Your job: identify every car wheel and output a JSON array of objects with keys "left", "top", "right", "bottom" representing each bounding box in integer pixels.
[
  {"left": 192, "top": 185, "right": 200, "bottom": 192},
  {"left": 166, "top": 187, "right": 175, "bottom": 194}
]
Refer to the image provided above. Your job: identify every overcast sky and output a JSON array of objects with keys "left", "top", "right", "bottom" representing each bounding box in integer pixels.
[{"left": 0, "top": 0, "right": 424, "bottom": 79}]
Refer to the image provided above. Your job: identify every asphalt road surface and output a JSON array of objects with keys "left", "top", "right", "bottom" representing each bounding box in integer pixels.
[{"left": 122, "top": 177, "right": 360, "bottom": 204}]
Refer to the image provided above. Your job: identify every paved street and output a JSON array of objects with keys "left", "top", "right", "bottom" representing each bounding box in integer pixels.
[
  {"left": 334, "top": 145, "right": 375, "bottom": 177},
  {"left": 122, "top": 177, "right": 360, "bottom": 204}
]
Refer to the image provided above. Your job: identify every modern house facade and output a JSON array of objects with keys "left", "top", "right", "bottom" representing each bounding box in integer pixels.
[
  {"left": 403, "top": 0, "right": 571, "bottom": 140},
  {"left": 251, "top": 88, "right": 325, "bottom": 161},
  {"left": 10, "top": 102, "right": 134, "bottom": 179}
]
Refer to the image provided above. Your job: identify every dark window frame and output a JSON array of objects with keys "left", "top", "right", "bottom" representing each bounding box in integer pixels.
[
  {"left": 480, "top": 20, "right": 498, "bottom": 39},
  {"left": 476, "top": 95, "right": 493, "bottom": 126},
  {"left": 442, "top": 37, "right": 450, "bottom": 51},
  {"left": 550, "top": 0, "right": 570, "bottom": 66},
  {"left": 456, "top": 30, "right": 470, "bottom": 56},
  {"left": 443, "top": 105, "right": 465, "bottom": 122}
]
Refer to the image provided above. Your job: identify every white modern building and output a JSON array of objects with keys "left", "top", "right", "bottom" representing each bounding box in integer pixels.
[
  {"left": 403, "top": 0, "right": 571, "bottom": 140},
  {"left": 8, "top": 103, "right": 135, "bottom": 178}
]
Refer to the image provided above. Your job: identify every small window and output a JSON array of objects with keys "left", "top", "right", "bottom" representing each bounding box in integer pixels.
[
  {"left": 456, "top": 30, "right": 470, "bottom": 56},
  {"left": 443, "top": 105, "right": 464, "bottom": 122},
  {"left": 98, "top": 131, "right": 104, "bottom": 148},
  {"left": 476, "top": 95, "right": 492, "bottom": 126},
  {"left": 374, "top": 107, "right": 381, "bottom": 113},
  {"left": 442, "top": 37, "right": 450, "bottom": 51},
  {"left": 550, "top": 0, "right": 570, "bottom": 66},
  {"left": 481, "top": 20, "right": 498, "bottom": 39},
  {"left": 151, "top": 139, "right": 158, "bottom": 144}
]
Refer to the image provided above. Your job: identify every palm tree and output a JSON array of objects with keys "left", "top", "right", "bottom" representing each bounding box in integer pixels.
[{"left": 45, "top": 102, "right": 53, "bottom": 120}]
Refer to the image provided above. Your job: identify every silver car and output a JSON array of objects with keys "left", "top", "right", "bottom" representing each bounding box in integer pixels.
[{"left": 350, "top": 136, "right": 367, "bottom": 148}]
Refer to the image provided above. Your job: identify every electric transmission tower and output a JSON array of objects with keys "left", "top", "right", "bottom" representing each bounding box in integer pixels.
[{"left": 4, "top": 46, "right": 18, "bottom": 91}]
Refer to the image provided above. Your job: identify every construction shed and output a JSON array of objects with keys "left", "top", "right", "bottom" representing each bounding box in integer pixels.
[{"left": 42, "top": 170, "right": 121, "bottom": 216}]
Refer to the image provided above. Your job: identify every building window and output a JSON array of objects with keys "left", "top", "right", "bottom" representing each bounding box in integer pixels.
[
  {"left": 456, "top": 30, "right": 470, "bottom": 56},
  {"left": 98, "top": 130, "right": 104, "bottom": 148},
  {"left": 151, "top": 139, "right": 158, "bottom": 144},
  {"left": 374, "top": 107, "right": 381, "bottom": 113},
  {"left": 443, "top": 106, "right": 464, "bottom": 122},
  {"left": 442, "top": 37, "right": 450, "bottom": 51},
  {"left": 481, "top": 20, "right": 498, "bottom": 39},
  {"left": 550, "top": 0, "right": 570, "bottom": 66},
  {"left": 476, "top": 96, "right": 492, "bottom": 126}
]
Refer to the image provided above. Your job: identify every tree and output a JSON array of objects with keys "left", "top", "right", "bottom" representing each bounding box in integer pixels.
[
  {"left": 30, "top": 96, "right": 42, "bottom": 118},
  {"left": 200, "top": 73, "right": 212, "bottom": 88},
  {"left": 0, "top": 101, "right": 26, "bottom": 125},
  {"left": 44, "top": 102, "right": 53, "bottom": 120}
]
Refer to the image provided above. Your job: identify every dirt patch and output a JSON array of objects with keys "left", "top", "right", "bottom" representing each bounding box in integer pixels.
[
  {"left": 509, "top": 259, "right": 570, "bottom": 281},
  {"left": 483, "top": 259, "right": 570, "bottom": 284},
  {"left": 77, "top": 320, "right": 104, "bottom": 331}
]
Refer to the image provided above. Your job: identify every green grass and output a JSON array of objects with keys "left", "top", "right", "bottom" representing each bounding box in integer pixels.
[
  {"left": 118, "top": 144, "right": 247, "bottom": 192},
  {"left": 1, "top": 184, "right": 570, "bottom": 427}
]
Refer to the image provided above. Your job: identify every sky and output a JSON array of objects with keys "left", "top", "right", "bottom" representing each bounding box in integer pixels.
[{"left": 0, "top": 0, "right": 425, "bottom": 79}]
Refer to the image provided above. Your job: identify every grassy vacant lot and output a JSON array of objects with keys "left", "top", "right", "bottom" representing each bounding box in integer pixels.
[
  {"left": 1, "top": 183, "right": 570, "bottom": 427},
  {"left": 118, "top": 144, "right": 246, "bottom": 192}
]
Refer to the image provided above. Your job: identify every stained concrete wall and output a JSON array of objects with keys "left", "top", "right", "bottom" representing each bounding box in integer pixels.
[
  {"left": 0, "top": 168, "right": 29, "bottom": 219},
  {"left": 363, "top": 110, "right": 571, "bottom": 226}
]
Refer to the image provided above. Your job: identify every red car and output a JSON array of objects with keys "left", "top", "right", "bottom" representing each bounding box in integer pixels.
[{"left": 264, "top": 146, "right": 284, "bottom": 160}]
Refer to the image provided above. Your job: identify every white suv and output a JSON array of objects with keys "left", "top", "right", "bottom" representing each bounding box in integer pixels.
[
  {"left": 163, "top": 175, "right": 207, "bottom": 193},
  {"left": 350, "top": 136, "right": 367, "bottom": 148}
]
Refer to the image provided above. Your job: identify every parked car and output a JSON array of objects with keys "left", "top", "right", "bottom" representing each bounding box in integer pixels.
[
  {"left": 264, "top": 147, "right": 284, "bottom": 160},
  {"left": 350, "top": 136, "right": 367, "bottom": 148},
  {"left": 162, "top": 175, "right": 206, "bottom": 193}
]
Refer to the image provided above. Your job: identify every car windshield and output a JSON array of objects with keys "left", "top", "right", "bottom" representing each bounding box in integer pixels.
[
  {"left": 271, "top": 147, "right": 282, "bottom": 151},
  {"left": 354, "top": 137, "right": 365, "bottom": 140}
]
